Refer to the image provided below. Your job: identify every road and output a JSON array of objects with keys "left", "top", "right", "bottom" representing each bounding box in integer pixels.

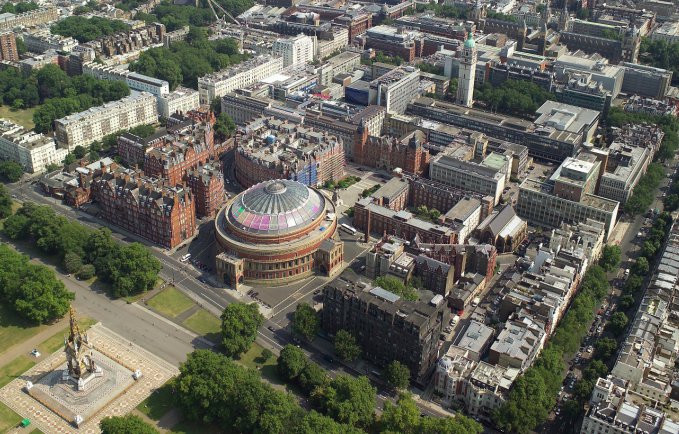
[{"left": 6, "top": 177, "right": 449, "bottom": 418}]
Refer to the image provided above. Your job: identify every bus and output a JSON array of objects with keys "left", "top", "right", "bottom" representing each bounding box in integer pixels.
[
  {"left": 180, "top": 253, "right": 192, "bottom": 263},
  {"left": 340, "top": 224, "right": 357, "bottom": 235}
]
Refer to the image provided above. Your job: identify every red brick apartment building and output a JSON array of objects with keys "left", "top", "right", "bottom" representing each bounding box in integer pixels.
[
  {"left": 92, "top": 167, "right": 196, "bottom": 248},
  {"left": 143, "top": 122, "right": 219, "bottom": 185},
  {"left": 354, "top": 130, "right": 430, "bottom": 176},
  {"left": 186, "top": 161, "right": 225, "bottom": 218}
]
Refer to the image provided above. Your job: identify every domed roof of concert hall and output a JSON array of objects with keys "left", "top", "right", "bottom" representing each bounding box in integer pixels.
[{"left": 226, "top": 179, "right": 325, "bottom": 236}]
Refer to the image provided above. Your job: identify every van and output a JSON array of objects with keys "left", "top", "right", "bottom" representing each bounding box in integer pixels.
[{"left": 180, "top": 253, "right": 192, "bottom": 263}]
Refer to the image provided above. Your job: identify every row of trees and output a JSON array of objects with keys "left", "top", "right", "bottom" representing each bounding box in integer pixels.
[
  {"left": 0, "top": 64, "right": 129, "bottom": 114},
  {"left": 51, "top": 16, "right": 130, "bottom": 43},
  {"left": 130, "top": 27, "right": 248, "bottom": 90},
  {"left": 276, "top": 344, "right": 481, "bottom": 432},
  {"left": 493, "top": 264, "right": 611, "bottom": 433},
  {"left": 475, "top": 80, "right": 555, "bottom": 119},
  {"left": 3, "top": 202, "right": 161, "bottom": 298},
  {"left": 0, "top": 244, "right": 74, "bottom": 323},
  {"left": 624, "top": 162, "right": 666, "bottom": 215},
  {"left": 607, "top": 106, "right": 679, "bottom": 162},
  {"left": 664, "top": 168, "right": 679, "bottom": 212}
]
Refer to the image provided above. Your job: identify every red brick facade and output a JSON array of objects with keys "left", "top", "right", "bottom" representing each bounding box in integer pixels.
[
  {"left": 186, "top": 162, "right": 225, "bottom": 218},
  {"left": 354, "top": 130, "right": 429, "bottom": 176},
  {"left": 143, "top": 123, "right": 219, "bottom": 185},
  {"left": 92, "top": 167, "right": 196, "bottom": 248}
]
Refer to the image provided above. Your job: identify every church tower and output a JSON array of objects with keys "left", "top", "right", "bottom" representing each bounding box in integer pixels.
[{"left": 457, "top": 32, "right": 477, "bottom": 108}]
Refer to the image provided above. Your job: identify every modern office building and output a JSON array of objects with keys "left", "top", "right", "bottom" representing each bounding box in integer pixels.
[
  {"left": 598, "top": 143, "right": 651, "bottom": 204},
  {"left": 369, "top": 66, "right": 420, "bottom": 114},
  {"left": 55, "top": 92, "right": 158, "bottom": 151},
  {"left": 321, "top": 269, "right": 450, "bottom": 386},
  {"left": 620, "top": 62, "right": 672, "bottom": 99},
  {"left": 197, "top": 55, "right": 283, "bottom": 104},
  {"left": 214, "top": 179, "right": 343, "bottom": 287},
  {"left": 0, "top": 119, "right": 67, "bottom": 173},
  {"left": 516, "top": 174, "right": 619, "bottom": 239},
  {"left": 429, "top": 153, "right": 507, "bottom": 205},
  {"left": 272, "top": 33, "right": 315, "bottom": 67}
]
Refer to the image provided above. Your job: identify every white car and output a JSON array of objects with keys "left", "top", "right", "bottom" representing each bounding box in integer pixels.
[{"left": 30, "top": 349, "right": 41, "bottom": 357}]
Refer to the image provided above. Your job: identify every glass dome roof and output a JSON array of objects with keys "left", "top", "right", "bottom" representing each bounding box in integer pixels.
[{"left": 228, "top": 180, "right": 325, "bottom": 235}]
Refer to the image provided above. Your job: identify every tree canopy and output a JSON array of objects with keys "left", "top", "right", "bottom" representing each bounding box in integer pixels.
[
  {"left": 0, "top": 184, "right": 12, "bottom": 219},
  {"left": 384, "top": 360, "right": 410, "bottom": 390},
  {"left": 374, "top": 276, "right": 418, "bottom": 301},
  {"left": 51, "top": 16, "right": 130, "bottom": 43},
  {"left": 220, "top": 302, "right": 264, "bottom": 357},
  {"left": 476, "top": 80, "right": 554, "bottom": 119},
  {"left": 3, "top": 203, "right": 160, "bottom": 298},
  {"left": 380, "top": 393, "right": 483, "bottom": 434},
  {"left": 640, "top": 38, "right": 679, "bottom": 85},
  {"left": 599, "top": 245, "right": 621, "bottom": 272},
  {"left": 130, "top": 29, "right": 247, "bottom": 90},
  {"left": 100, "top": 415, "right": 159, "bottom": 434},
  {"left": 334, "top": 329, "right": 361, "bottom": 362},
  {"left": 292, "top": 303, "right": 319, "bottom": 341},
  {"left": 0, "top": 244, "right": 74, "bottom": 323},
  {"left": 312, "top": 374, "right": 376, "bottom": 428},
  {"left": 0, "top": 161, "right": 23, "bottom": 182}
]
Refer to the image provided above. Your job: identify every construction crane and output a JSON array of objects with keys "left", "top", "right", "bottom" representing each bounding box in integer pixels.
[{"left": 205, "top": 0, "right": 241, "bottom": 27}]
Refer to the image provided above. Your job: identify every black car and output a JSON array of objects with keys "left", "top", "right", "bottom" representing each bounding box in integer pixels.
[
  {"left": 323, "top": 354, "right": 334, "bottom": 363},
  {"left": 267, "top": 326, "right": 275, "bottom": 332}
]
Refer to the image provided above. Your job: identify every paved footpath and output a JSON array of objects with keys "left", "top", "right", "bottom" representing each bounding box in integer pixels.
[{"left": 0, "top": 317, "right": 68, "bottom": 368}]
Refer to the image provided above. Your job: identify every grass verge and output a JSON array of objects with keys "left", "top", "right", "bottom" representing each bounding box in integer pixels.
[{"left": 146, "top": 287, "right": 194, "bottom": 318}]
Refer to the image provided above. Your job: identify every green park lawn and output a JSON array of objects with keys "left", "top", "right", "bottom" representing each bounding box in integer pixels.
[
  {"left": 0, "top": 401, "right": 22, "bottom": 433},
  {"left": 0, "top": 105, "right": 36, "bottom": 129},
  {"left": 0, "top": 355, "right": 35, "bottom": 389},
  {"left": 137, "top": 381, "right": 175, "bottom": 420},
  {"left": 147, "top": 287, "right": 194, "bottom": 318},
  {"left": 182, "top": 309, "right": 221, "bottom": 339},
  {"left": 0, "top": 305, "right": 48, "bottom": 358}
]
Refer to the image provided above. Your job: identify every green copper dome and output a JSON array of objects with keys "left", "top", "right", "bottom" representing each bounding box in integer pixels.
[{"left": 464, "top": 32, "right": 475, "bottom": 49}]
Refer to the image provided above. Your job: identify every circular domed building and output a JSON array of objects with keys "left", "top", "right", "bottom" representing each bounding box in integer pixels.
[{"left": 214, "top": 179, "right": 344, "bottom": 287}]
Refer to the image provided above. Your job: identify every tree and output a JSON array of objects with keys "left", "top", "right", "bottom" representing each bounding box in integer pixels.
[
  {"left": 0, "top": 161, "right": 23, "bottom": 182},
  {"left": 641, "top": 240, "right": 658, "bottom": 259},
  {"left": 619, "top": 294, "right": 635, "bottom": 311},
  {"left": 594, "top": 337, "right": 618, "bottom": 361},
  {"left": 294, "top": 411, "right": 363, "bottom": 434},
  {"left": 292, "top": 303, "right": 319, "bottom": 341},
  {"left": 51, "top": 16, "right": 130, "bottom": 43},
  {"left": 73, "top": 145, "right": 87, "bottom": 159},
  {"left": 298, "top": 360, "right": 328, "bottom": 394},
  {"left": 576, "top": 7, "right": 590, "bottom": 19},
  {"left": 607, "top": 312, "right": 629, "bottom": 336},
  {"left": 76, "top": 264, "right": 96, "bottom": 280},
  {"left": 100, "top": 415, "right": 159, "bottom": 434},
  {"left": 0, "top": 245, "right": 74, "bottom": 324},
  {"left": 623, "top": 274, "right": 643, "bottom": 295},
  {"left": 175, "top": 349, "right": 302, "bottom": 433},
  {"left": 220, "top": 302, "right": 264, "bottom": 357},
  {"left": 214, "top": 112, "right": 235, "bottom": 141},
  {"left": 385, "top": 360, "right": 410, "bottom": 390},
  {"left": 334, "top": 329, "right": 361, "bottom": 362},
  {"left": 599, "top": 245, "right": 621, "bottom": 272},
  {"left": 374, "top": 276, "right": 418, "bottom": 301},
  {"left": 277, "top": 344, "right": 307, "bottom": 381},
  {"left": 632, "top": 257, "right": 649, "bottom": 276},
  {"left": 313, "top": 375, "right": 376, "bottom": 428},
  {"left": 0, "top": 184, "right": 12, "bottom": 219},
  {"left": 63, "top": 251, "right": 83, "bottom": 274},
  {"left": 583, "top": 359, "right": 609, "bottom": 382},
  {"left": 261, "top": 348, "right": 273, "bottom": 361},
  {"left": 380, "top": 393, "right": 420, "bottom": 434}
]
